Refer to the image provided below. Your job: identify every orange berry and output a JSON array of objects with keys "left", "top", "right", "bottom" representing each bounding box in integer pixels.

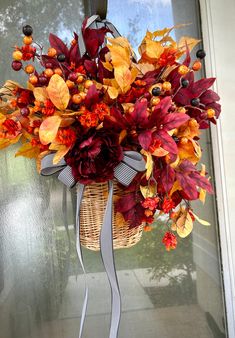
[
  {"left": 54, "top": 68, "right": 63, "bottom": 76},
  {"left": 189, "top": 118, "right": 198, "bottom": 127},
  {"left": 192, "top": 60, "right": 202, "bottom": 71},
  {"left": 23, "top": 36, "right": 33, "bottom": 45},
  {"left": 79, "top": 92, "right": 86, "bottom": 100},
  {"left": 77, "top": 75, "right": 84, "bottom": 83},
  {"left": 207, "top": 108, "right": 215, "bottom": 118},
  {"left": 33, "top": 127, "right": 39, "bottom": 135},
  {"left": 151, "top": 97, "right": 161, "bottom": 106},
  {"left": 144, "top": 225, "right": 152, "bottom": 232},
  {"left": 12, "top": 50, "right": 23, "bottom": 61},
  {"left": 72, "top": 94, "right": 82, "bottom": 104},
  {"left": 84, "top": 79, "right": 93, "bottom": 89},
  {"left": 71, "top": 39, "right": 77, "bottom": 46},
  {"left": 178, "top": 107, "right": 186, "bottom": 114},
  {"left": 25, "top": 64, "right": 35, "bottom": 74},
  {"left": 47, "top": 47, "right": 57, "bottom": 57},
  {"left": 170, "top": 212, "right": 177, "bottom": 219},
  {"left": 178, "top": 65, "right": 189, "bottom": 75},
  {"left": 29, "top": 75, "right": 38, "bottom": 85},
  {"left": 162, "top": 81, "right": 172, "bottom": 91},
  {"left": 180, "top": 137, "right": 188, "bottom": 144},
  {"left": 66, "top": 80, "right": 75, "bottom": 89},
  {"left": 44, "top": 68, "right": 54, "bottom": 78}
]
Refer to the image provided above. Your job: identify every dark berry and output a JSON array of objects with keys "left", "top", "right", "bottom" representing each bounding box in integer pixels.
[
  {"left": 12, "top": 60, "right": 22, "bottom": 71},
  {"left": 196, "top": 49, "right": 206, "bottom": 59},
  {"left": 68, "top": 72, "right": 78, "bottom": 82},
  {"left": 181, "top": 78, "right": 189, "bottom": 88},
  {"left": 57, "top": 54, "right": 66, "bottom": 62},
  {"left": 45, "top": 62, "right": 53, "bottom": 69},
  {"left": 71, "top": 103, "right": 80, "bottom": 110},
  {"left": 20, "top": 107, "right": 30, "bottom": 117},
  {"left": 191, "top": 98, "right": 200, "bottom": 106},
  {"left": 152, "top": 86, "right": 161, "bottom": 96},
  {"left": 22, "top": 25, "right": 33, "bottom": 36},
  {"left": 38, "top": 75, "right": 48, "bottom": 86}
]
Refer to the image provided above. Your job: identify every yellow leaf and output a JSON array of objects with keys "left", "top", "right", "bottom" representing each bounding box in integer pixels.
[
  {"left": 47, "top": 74, "right": 70, "bottom": 110},
  {"left": 176, "top": 210, "right": 193, "bottom": 238},
  {"left": 178, "top": 36, "right": 201, "bottom": 52},
  {"left": 39, "top": 116, "right": 62, "bottom": 145},
  {"left": 0, "top": 80, "right": 21, "bottom": 95},
  {"left": 141, "top": 150, "right": 153, "bottom": 180},
  {"left": 178, "top": 138, "right": 201, "bottom": 164},
  {"left": 15, "top": 142, "right": 40, "bottom": 159},
  {"left": 33, "top": 87, "right": 49, "bottom": 102},
  {"left": 169, "top": 180, "right": 182, "bottom": 196},
  {"left": 114, "top": 67, "right": 132, "bottom": 92},
  {"left": 52, "top": 145, "right": 70, "bottom": 164},
  {"left": 0, "top": 134, "right": 21, "bottom": 150},
  {"left": 27, "top": 81, "right": 34, "bottom": 91},
  {"left": 135, "top": 62, "right": 155, "bottom": 75},
  {"left": 199, "top": 164, "right": 207, "bottom": 204},
  {"left": 152, "top": 147, "right": 169, "bottom": 157},
  {"left": 191, "top": 212, "right": 210, "bottom": 226},
  {"left": 107, "top": 36, "right": 133, "bottom": 51},
  {"left": 119, "top": 130, "right": 127, "bottom": 144},
  {"left": 107, "top": 86, "right": 119, "bottom": 99},
  {"left": 140, "top": 185, "right": 156, "bottom": 198},
  {"left": 108, "top": 43, "right": 131, "bottom": 69},
  {"left": 102, "top": 61, "right": 113, "bottom": 72},
  {"left": 139, "top": 37, "right": 164, "bottom": 62}
]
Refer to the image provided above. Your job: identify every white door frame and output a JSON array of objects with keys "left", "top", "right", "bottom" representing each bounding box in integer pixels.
[{"left": 200, "top": 1, "right": 235, "bottom": 337}]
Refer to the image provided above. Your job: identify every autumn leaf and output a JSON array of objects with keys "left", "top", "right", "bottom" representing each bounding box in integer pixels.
[
  {"left": 140, "top": 185, "right": 156, "bottom": 198},
  {"left": 33, "top": 87, "right": 49, "bottom": 102},
  {"left": 141, "top": 149, "right": 153, "bottom": 179},
  {"left": 39, "top": 115, "right": 62, "bottom": 145},
  {"left": 36, "top": 150, "right": 50, "bottom": 173},
  {"left": 49, "top": 144, "right": 70, "bottom": 164},
  {"left": 114, "top": 67, "right": 132, "bottom": 92},
  {"left": 199, "top": 164, "right": 207, "bottom": 204},
  {"left": 47, "top": 74, "right": 70, "bottom": 110},
  {"left": 107, "top": 86, "right": 119, "bottom": 99},
  {"left": 15, "top": 142, "right": 40, "bottom": 159},
  {"left": 176, "top": 210, "right": 193, "bottom": 238},
  {"left": 178, "top": 36, "right": 200, "bottom": 52},
  {"left": 191, "top": 211, "right": 210, "bottom": 226},
  {"left": 0, "top": 134, "right": 21, "bottom": 150}
]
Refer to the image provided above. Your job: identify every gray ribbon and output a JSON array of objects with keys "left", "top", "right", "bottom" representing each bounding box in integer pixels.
[{"left": 41, "top": 151, "right": 145, "bottom": 338}]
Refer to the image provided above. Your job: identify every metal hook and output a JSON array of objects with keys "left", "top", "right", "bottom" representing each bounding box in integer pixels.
[{"left": 84, "top": 0, "right": 107, "bottom": 20}]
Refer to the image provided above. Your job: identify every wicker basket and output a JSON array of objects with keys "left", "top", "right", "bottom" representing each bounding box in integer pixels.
[{"left": 77, "top": 182, "right": 144, "bottom": 251}]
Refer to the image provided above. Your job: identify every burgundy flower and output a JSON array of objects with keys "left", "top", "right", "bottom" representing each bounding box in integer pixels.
[{"left": 65, "top": 129, "right": 123, "bottom": 184}]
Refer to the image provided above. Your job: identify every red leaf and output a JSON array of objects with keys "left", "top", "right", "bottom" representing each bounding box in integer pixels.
[
  {"left": 84, "top": 84, "right": 99, "bottom": 108},
  {"left": 69, "top": 43, "right": 80, "bottom": 64},
  {"left": 163, "top": 112, "right": 190, "bottom": 130},
  {"left": 138, "top": 130, "right": 152, "bottom": 150},
  {"left": 189, "top": 171, "right": 213, "bottom": 193},
  {"left": 192, "top": 78, "right": 216, "bottom": 97},
  {"left": 82, "top": 23, "right": 111, "bottom": 58},
  {"left": 161, "top": 165, "right": 175, "bottom": 193},
  {"left": 41, "top": 55, "right": 60, "bottom": 68},
  {"left": 155, "top": 130, "right": 178, "bottom": 154},
  {"left": 127, "top": 99, "right": 148, "bottom": 126},
  {"left": 183, "top": 44, "right": 191, "bottom": 67},
  {"left": 104, "top": 106, "right": 127, "bottom": 131},
  {"left": 49, "top": 33, "right": 69, "bottom": 57},
  {"left": 148, "top": 96, "right": 172, "bottom": 127},
  {"left": 176, "top": 172, "right": 198, "bottom": 200},
  {"left": 179, "top": 160, "right": 197, "bottom": 173},
  {"left": 84, "top": 60, "right": 98, "bottom": 78},
  {"left": 200, "top": 89, "right": 220, "bottom": 104},
  {"left": 115, "top": 192, "right": 138, "bottom": 213}
]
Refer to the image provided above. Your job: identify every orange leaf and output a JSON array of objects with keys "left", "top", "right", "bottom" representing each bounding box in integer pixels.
[
  {"left": 39, "top": 116, "right": 62, "bottom": 145},
  {"left": 49, "top": 142, "right": 71, "bottom": 164},
  {"left": 152, "top": 147, "right": 169, "bottom": 157},
  {"left": 47, "top": 74, "right": 70, "bottom": 110},
  {"left": 15, "top": 142, "right": 40, "bottom": 159},
  {"left": 0, "top": 134, "right": 21, "bottom": 150},
  {"left": 176, "top": 210, "right": 193, "bottom": 238}
]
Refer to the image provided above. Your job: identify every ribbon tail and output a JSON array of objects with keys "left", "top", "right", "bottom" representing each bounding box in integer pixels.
[
  {"left": 76, "top": 183, "right": 88, "bottom": 338},
  {"left": 100, "top": 180, "right": 121, "bottom": 338}
]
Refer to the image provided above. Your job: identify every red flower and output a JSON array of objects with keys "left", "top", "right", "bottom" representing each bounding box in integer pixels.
[
  {"left": 21, "top": 45, "right": 36, "bottom": 61},
  {"left": 42, "top": 100, "right": 55, "bottom": 116},
  {"left": 79, "top": 110, "right": 99, "bottom": 128},
  {"left": 162, "top": 197, "right": 175, "bottom": 213},
  {"left": 93, "top": 102, "right": 109, "bottom": 121},
  {"left": 162, "top": 232, "right": 177, "bottom": 251},
  {"left": 56, "top": 128, "right": 77, "bottom": 146},
  {"left": 158, "top": 48, "right": 177, "bottom": 67},
  {"left": 141, "top": 197, "right": 159, "bottom": 210},
  {"left": 2, "top": 119, "right": 21, "bottom": 136},
  {"left": 65, "top": 129, "right": 123, "bottom": 184}
]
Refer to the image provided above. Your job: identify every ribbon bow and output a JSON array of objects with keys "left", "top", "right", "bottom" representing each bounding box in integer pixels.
[{"left": 41, "top": 151, "right": 146, "bottom": 338}]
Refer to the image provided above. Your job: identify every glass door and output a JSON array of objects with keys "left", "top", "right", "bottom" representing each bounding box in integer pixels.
[{"left": 0, "top": 1, "right": 227, "bottom": 337}]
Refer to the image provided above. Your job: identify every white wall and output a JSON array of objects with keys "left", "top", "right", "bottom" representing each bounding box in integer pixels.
[{"left": 200, "top": 0, "right": 235, "bottom": 337}]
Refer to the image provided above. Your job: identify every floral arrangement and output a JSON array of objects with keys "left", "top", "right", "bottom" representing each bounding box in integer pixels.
[{"left": 0, "top": 20, "right": 220, "bottom": 251}]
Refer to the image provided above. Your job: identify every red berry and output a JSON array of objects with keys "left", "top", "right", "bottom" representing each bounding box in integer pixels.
[
  {"left": 38, "top": 75, "right": 48, "bottom": 85},
  {"left": 12, "top": 60, "right": 22, "bottom": 71},
  {"left": 68, "top": 72, "right": 78, "bottom": 82},
  {"left": 20, "top": 107, "right": 30, "bottom": 117}
]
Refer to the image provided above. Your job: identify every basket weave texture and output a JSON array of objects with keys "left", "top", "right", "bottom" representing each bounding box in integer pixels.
[{"left": 77, "top": 182, "right": 144, "bottom": 251}]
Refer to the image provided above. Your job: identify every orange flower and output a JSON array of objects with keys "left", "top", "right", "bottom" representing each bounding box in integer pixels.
[
  {"left": 56, "top": 128, "right": 77, "bottom": 146},
  {"left": 93, "top": 102, "right": 109, "bottom": 121},
  {"left": 162, "top": 232, "right": 177, "bottom": 251},
  {"left": 79, "top": 110, "right": 98, "bottom": 128},
  {"left": 42, "top": 99, "right": 55, "bottom": 116}
]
